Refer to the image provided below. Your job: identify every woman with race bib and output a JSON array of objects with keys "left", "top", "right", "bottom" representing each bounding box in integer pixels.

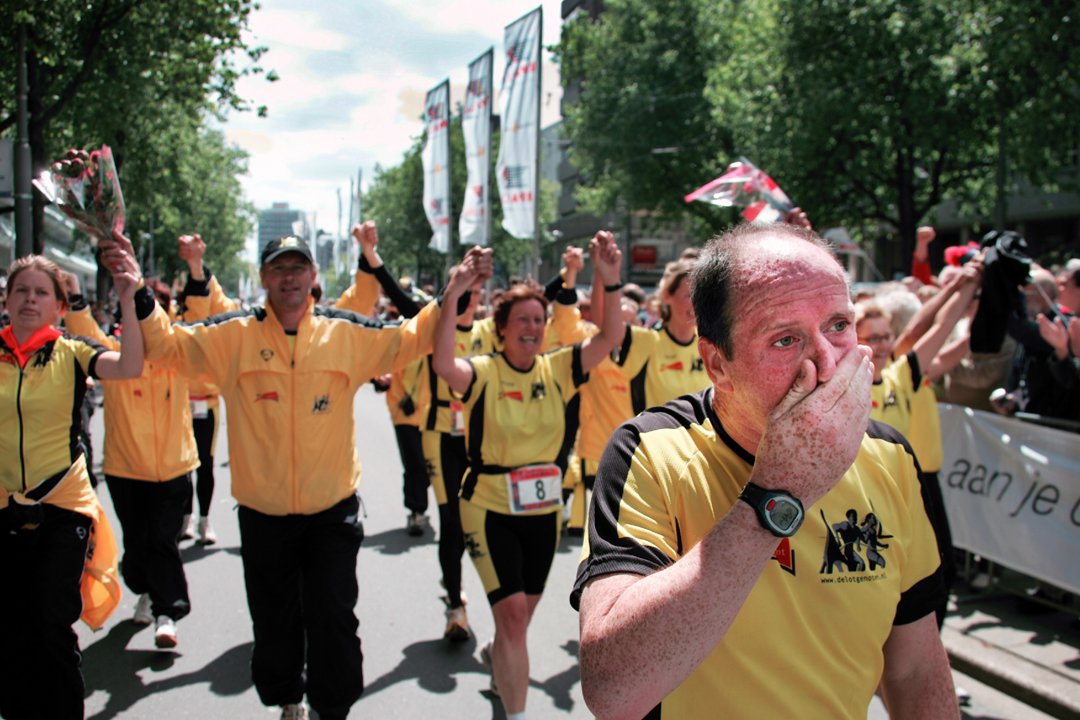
[{"left": 432, "top": 232, "right": 625, "bottom": 719}]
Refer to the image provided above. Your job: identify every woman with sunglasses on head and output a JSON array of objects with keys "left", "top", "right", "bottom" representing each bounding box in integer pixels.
[
  {"left": 1, "top": 245, "right": 140, "bottom": 720},
  {"left": 432, "top": 231, "right": 625, "bottom": 720}
]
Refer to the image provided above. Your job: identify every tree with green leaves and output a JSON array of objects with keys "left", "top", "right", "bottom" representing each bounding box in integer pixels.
[
  {"left": 707, "top": 0, "right": 1080, "bottom": 262},
  {"left": 555, "top": 0, "right": 736, "bottom": 237},
  {"left": 0, "top": 0, "right": 274, "bottom": 251}
]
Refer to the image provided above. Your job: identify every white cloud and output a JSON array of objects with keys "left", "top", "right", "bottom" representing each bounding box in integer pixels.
[
  {"left": 213, "top": 0, "right": 566, "bottom": 261},
  {"left": 248, "top": 9, "right": 353, "bottom": 52}
]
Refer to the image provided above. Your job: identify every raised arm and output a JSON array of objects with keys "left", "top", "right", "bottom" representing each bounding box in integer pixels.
[
  {"left": 93, "top": 234, "right": 144, "bottom": 381},
  {"left": 579, "top": 347, "right": 873, "bottom": 719},
  {"left": 432, "top": 247, "right": 492, "bottom": 395},
  {"left": 895, "top": 262, "right": 981, "bottom": 372},
  {"left": 334, "top": 222, "right": 383, "bottom": 315},
  {"left": 578, "top": 232, "right": 624, "bottom": 373}
]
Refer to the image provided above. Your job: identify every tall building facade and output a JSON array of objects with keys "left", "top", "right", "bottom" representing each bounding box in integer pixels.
[{"left": 258, "top": 202, "right": 306, "bottom": 255}]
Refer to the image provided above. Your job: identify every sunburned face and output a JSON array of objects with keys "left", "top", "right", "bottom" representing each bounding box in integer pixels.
[
  {"left": 706, "top": 236, "right": 857, "bottom": 445},
  {"left": 501, "top": 298, "right": 546, "bottom": 360},
  {"left": 856, "top": 316, "right": 893, "bottom": 382},
  {"left": 260, "top": 253, "right": 315, "bottom": 312},
  {"left": 6, "top": 269, "right": 64, "bottom": 336}
]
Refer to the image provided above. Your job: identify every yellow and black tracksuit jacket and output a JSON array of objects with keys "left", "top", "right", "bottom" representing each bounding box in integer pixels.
[
  {"left": 136, "top": 284, "right": 441, "bottom": 517},
  {"left": 0, "top": 323, "right": 121, "bottom": 629},
  {"left": 65, "top": 298, "right": 199, "bottom": 482}
]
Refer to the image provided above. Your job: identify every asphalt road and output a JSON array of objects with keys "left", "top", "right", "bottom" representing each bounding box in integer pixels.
[{"left": 75, "top": 384, "right": 1057, "bottom": 720}]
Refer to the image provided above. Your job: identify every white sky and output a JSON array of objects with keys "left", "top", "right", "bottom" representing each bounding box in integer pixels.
[{"left": 213, "top": 0, "right": 567, "bottom": 262}]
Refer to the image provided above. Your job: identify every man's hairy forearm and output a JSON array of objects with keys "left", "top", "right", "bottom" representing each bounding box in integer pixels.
[{"left": 580, "top": 502, "right": 778, "bottom": 720}]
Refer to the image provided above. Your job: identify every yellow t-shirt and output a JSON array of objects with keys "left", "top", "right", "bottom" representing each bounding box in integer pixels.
[
  {"left": 460, "top": 344, "right": 586, "bottom": 514},
  {"left": 871, "top": 351, "right": 943, "bottom": 472},
  {"left": 573, "top": 389, "right": 945, "bottom": 719},
  {"left": 425, "top": 322, "right": 497, "bottom": 433},
  {"left": 577, "top": 325, "right": 655, "bottom": 461},
  {"left": 628, "top": 326, "right": 710, "bottom": 414}
]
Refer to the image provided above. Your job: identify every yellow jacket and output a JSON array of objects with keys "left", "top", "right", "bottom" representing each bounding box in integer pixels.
[
  {"left": 182, "top": 274, "right": 241, "bottom": 410},
  {"left": 138, "top": 290, "right": 441, "bottom": 516},
  {"left": 64, "top": 305, "right": 199, "bottom": 482}
]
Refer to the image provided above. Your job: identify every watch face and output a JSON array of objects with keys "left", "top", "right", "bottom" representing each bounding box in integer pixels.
[{"left": 768, "top": 498, "right": 802, "bottom": 531}]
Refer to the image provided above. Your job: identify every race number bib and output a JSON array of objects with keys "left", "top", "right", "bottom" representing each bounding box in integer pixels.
[
  {"left": 450, "top": 401, "right": 466, "bottom": 437},
  {"left": 190, "top": 397, "right": 209, "bottom": 419},
  {"left": 506, "top": 464, "right": 563, "bottom": 514}
]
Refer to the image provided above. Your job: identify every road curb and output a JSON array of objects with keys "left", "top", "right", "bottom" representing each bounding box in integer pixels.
[{"left": 943, "top": 626, "right": 1080, "bottom": 720}]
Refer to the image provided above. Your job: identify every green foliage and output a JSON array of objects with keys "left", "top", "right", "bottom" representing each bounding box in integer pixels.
[
  {"left": 363, "top": 119, "right": 539, "bottom": 287},
  {"left": 0, "top": 0, "right": 274, "bottom": 263},
  {"left": 709, "top": 0, "right": 1080, "bottom": 257},
  {"left": 555, "top": 0, "right": 733, "bottom": 236},
  {"left": 121, "top": 118, "right": 255, "bottom": 286}
]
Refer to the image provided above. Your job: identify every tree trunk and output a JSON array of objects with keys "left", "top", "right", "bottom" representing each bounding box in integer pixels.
[
  {"left": 27, "top": 47, "right": 46, "bottom": 255},
  {"left": 895, "top": 145, "right": 916, "bottom": 277}
]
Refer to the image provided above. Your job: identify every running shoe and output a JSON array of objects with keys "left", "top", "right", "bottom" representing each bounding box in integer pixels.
[
  {"left": 154, "top": 616, "right": 177, "bottom": 649},
  {"left": 197, "top": 516, "right": 218, "bottom": 546},
  {"left": 444, "top": 606, "right": 471, "bottom": 642},
  {"left": 280, "top": 703, "right": 309, "bottom": 720},
  {"left": 179, "top": 514, "right": 196, "bottom": 540},
  {"left": 407, "top": 511, "right": 427, "bottom": 537},
  {"left": 479, "top": 638, "right": 499, "bottom": 697},
  {"left": 133, "top": 593, "right": 153, "bottom": 626}
]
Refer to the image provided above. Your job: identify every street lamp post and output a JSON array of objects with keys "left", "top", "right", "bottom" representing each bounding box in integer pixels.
[{"left": 14, "top": 23, "right": 34, "bottom": 259}]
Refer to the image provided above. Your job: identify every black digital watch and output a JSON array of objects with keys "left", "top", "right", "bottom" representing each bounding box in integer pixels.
[{"left": 738, "top": 482, "right": 805, "bottom": 538}]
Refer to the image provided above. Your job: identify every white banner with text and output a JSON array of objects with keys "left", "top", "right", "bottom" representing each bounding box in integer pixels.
[
  {"left": 460, "top": 49, "right": 493, "bottom": 247},
  {"left": 422, "top": 80, "right": 451, "bottom": 253},
  {"left": 938, "top": 404, "right": 1080, "bottom": 595},
  {"left": 495, "top": 8, "right": 541, "bottom": 240}
]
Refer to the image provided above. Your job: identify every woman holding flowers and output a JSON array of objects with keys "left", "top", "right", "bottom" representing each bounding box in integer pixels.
[{"left": 0, "top": 246, "right": 141, "bottom": 720}]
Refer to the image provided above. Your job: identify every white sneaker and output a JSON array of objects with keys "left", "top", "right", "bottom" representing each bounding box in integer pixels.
[
  {"left": 972, "top": 572, "right": 992, "bottom": 589},
  {"left": 154, "top": 615, "right": 177, "bottom": 649},
  {"left": 280, "top": 703, "right": 309, "bottom": 720},
  {"left": 179, "top": 514, "right": 196, "bottom": 540},
  {"left": 197, "top": 516, "right": 217, "bottom": 545},
  {"left": 133, "top": 593, "right": 153, "bottom": 626}
]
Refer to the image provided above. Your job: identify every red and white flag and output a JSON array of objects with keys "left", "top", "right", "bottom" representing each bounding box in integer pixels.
[
  {"left": 495, "top": 7, "right": 542, "bottom": 240},
  {"left": 460, "top": 49, "right": 494, "bottom": 247},
  {"left": 685, "top": 157, "right": 793, "bottom": 223},
  {"left": 422, "top": 80, "right": 452, "bottom": 252}
]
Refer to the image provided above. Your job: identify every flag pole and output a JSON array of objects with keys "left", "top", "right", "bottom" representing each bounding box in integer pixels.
[
  {"left": 532, "top": 5, "right": 543, "bottom": 280},
  {"left": 444, "top": 78, "right": 454, "bottom": 280}
]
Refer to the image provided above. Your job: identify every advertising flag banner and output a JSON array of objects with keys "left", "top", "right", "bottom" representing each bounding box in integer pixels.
[
  {"left": 495, "top": 8, "right": 541, "bottom": 240},
  {"left": 461, "top": 49, "right": 494, "bottom": 246},
  {"left": 422, "top": 80, "right": 452, "bottom": 252},
  {"left": 938, "top": 404, "right": 1080, "bottom": 595}
]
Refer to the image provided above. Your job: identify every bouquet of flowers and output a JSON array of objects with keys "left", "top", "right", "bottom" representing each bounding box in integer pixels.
[
  {"left": 33, "top": 146, "right": 125, "bottom": 245},
  {"left": 684, "top": 157, "right": 793, "bottom": 223}
]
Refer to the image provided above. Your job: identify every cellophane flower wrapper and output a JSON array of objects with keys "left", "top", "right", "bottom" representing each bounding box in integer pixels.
[{"left": 42, "top": 146, "right": 126, "bottom": 246}]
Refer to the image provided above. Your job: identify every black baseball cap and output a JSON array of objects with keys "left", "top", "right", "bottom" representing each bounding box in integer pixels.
[{"left": 261, "top": 236, "right": 315, "bottom": 266}]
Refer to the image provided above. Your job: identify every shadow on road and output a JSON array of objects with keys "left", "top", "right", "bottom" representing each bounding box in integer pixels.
[
  {"left": 179, "top": 543, "right": 241, "bottom": 564},
  {"left": 82, "top": 621, "right": 253, "bottom": 719},
  {"left": 363, "top": 636, "right": 484, "bottom": 697},
  {"left": 361, "top": 636, "right": 582, "bottom": 717},
  {"left": 361, "top": 527, "right": 437, "bottom": 556}
]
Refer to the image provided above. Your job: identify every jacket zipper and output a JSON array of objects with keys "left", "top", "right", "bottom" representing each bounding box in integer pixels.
[
  {"left": 290, "top": 350, "right": 297, "bottom": 513},
  {"left": 17, "top": 367, "right": 26, "bottom": 492}
]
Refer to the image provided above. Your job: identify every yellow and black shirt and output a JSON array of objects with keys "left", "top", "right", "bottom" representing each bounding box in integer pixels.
[
  {"left": 425, "top": 322, "right": 498, "bottom": 433},
  {"left": 872, "top": 351, "right": 944, "bottom": 473},
  {"left": 573, "top": 389, "right": 945, "bottom": 720},
  {"left": 1, "top": 325, "right": 104, "bottom": 497},
  {"left": 627, "top": 326, "right": 710, "bottom": 415},
  {"left": 460, "top": 344, "right": 587, "bottom": 515}
]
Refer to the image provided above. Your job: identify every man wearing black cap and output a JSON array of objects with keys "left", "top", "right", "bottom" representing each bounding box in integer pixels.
[{"left": 100, "top": 229, "right": 491, "bottom": 720}]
